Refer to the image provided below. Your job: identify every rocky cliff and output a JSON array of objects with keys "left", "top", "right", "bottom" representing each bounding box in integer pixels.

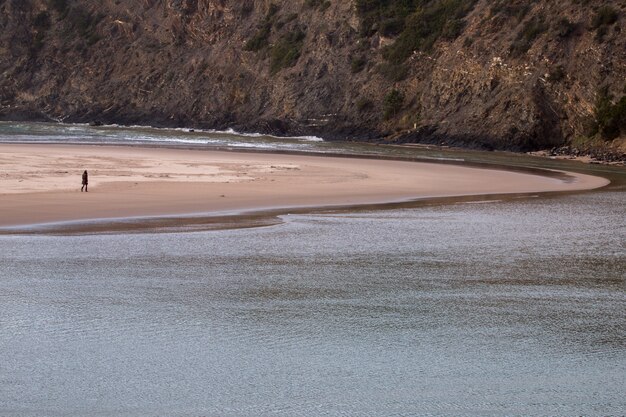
[{"left": 1, "top": 0, "right": 625, "bottom": 151}]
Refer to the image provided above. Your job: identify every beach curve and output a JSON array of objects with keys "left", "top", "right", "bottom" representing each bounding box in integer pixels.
[{"left": 0, "top": 144, "right": 610, "bottom": 231}]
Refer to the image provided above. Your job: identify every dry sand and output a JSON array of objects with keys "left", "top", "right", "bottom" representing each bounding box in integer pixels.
[{"left": 0, "top": 144, "right": 610, "bottom": 228}]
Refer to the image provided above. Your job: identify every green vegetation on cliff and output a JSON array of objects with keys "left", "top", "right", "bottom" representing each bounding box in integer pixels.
[
  {"left": 356, "top": 0, "right": 477, "bottom": 64},
  {"left": 244, "top": 4, "right": 280, "bottom": 52},
  {"left": 270, "top": 29, "right": 306, "bottom": 74},
  {"left": 244, "top": 4, "right": 305, "bottom": 74},
  {"left": 44, "top": 0, "right": 102, "bottom": 47},
  {"left": 305, "top": 0, "right": 331, "bottom": 11},
  {"left": 356, "top": 0, "right": 419, "bottom": 37},
  {"left": 383, "top": 89, "right": 404, "bottom": 120},
  {"left": 594, "top": 87, "right": 626, "bottom": 140},
  {"left": 509, "top": 15, "right": 546, "bottom": 57},
  {"left": 49, "top": 0, "right": 68, "bottom": 14},
  {"left": 592, "top": 5, "right": 618, "bottom": 41}
]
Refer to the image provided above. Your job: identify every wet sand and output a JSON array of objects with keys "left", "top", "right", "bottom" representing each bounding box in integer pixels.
[{"left": 0, "top": 144, "right": 610, "bottom": 228}]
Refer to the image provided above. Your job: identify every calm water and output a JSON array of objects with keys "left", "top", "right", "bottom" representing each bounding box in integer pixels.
[
  {"left": 0, "top": 123, "right": 625, "bottom": 415},
  {"left": 1, "top": 192, "right": 625, "bottom": 415}
]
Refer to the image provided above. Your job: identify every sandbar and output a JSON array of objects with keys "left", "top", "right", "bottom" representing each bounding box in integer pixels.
[{"left": 0, "top": 144, "right": 610, "bottom": 228}]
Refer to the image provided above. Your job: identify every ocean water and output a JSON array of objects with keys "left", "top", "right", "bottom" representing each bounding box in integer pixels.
[
  {"left": 0, "top": 123, "right": 625, "bottom": 415},
  {"left": 0, "top": 121, "right": 323, "bottom": 152},
  {"left": 0, "top": 121, "right": 492, "bottom": 163}
]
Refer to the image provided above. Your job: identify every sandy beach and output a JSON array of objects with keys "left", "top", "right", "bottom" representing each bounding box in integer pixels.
[{"left": 0, "top": 144, "right": 610, "bottom": 228}]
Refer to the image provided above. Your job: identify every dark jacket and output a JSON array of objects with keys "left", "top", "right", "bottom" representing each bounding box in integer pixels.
[{"left": 82, "top": 171, "right": 88, "bottom": 184}]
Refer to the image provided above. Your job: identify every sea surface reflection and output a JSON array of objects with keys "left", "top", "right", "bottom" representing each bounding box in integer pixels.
[{"left": 1, "top": 191, "right": 624, "bottom": 415}]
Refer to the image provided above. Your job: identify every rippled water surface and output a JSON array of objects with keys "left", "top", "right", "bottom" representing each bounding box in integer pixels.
[{"left": 1, "top": 189, "right": 625, "bottom": 415}]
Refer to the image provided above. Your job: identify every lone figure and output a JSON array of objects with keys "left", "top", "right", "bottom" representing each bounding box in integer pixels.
[{"left": 81, "top": 170, "right": 88, "bottom": 192}]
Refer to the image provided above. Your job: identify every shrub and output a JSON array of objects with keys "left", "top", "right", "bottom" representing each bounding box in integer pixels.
[
  {"left": 509, "top": 16, "right": 546, "bottom": 57},
  {"left": 32, "top": 11, "right": 50, "bottom": 51},
  {"left": 356, "top": 0, "right": 477, "bottom": 55},
  {"left": 351, "top": 55, "right": 366, "bottom": 73},
  {"left": 383, "top": 89, "right": 404, "bottom": 120},
  {"left": 284, "top": 13, "right": 298, "bottom": 23},
  {"left": 267, "top": 3, "right": 280, "bottom": 18},
  {"left": 489, "top": 2, "right": 530, "bottom": 21},
  {"left": 244, "top": 4, "right": 280, "bottom": 52},
  {"left": 55, "top": 6, "right": 102, "bottom": 45},
  {"left": 32, "top": 32, "right": 46, "bottom": 51},
  {"left": 356, "top": 97, "right": 373, "bottom": 112},
  {"left": 33, "top": 11, "right": 51, "bottom": 30},
  {"left": 305, "top": 0, "right": 330, "bottom": 11},
  {"left": 595, "top": 25, "right": 609, "bottom": 42},
  {"left": 547, "top": 65, "right": 566, "bottom": 83},
  {"left": 377, "top": 62, "right": 408, "bottom": 82},
  {"left": 591, "top": 5, "right": 618, "bottom": 29},
  {"left": 592, "top": 5, "right": 618, "bottom": 42},
  {"left": 379, "top": 17, "right": 406, "bottom": 37},
  {"left": 270, "top": 29, "right": 305, "bottom": 74},
  {"left": 355, "top": 0, "right": 419, "bottom": 37},
  {"left": 556, "top": 17, "right": 576, "bottom": 38},
  {"left": 49, "top": 0, "right": 67, "bottom": 13},
  {"left": 441, "top": 18, "right": 465, "bottom": 39},
  {"left": 244, "top": 21, "right": 272, "bottom": 51},
  {"left": 594, "top": 87, "right": 626, "bottom": 140},
  {"left": 381, "top": 0, "right": 477, "bottom": 64},
  {"left": 239, "top": 2, "right": 254, "bottom": 17}
]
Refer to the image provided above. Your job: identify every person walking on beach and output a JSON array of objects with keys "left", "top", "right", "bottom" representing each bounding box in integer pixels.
[{"left": 81, "top": 170, "right": 88, "bottom": 192}]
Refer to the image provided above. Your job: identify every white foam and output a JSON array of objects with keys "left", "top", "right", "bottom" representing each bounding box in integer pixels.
[
  {"left": 106, "top": 124, "right": 324, "bottom": 142},
  {"left": 0, "top": 122, "right": 322, "bottom": 150}
]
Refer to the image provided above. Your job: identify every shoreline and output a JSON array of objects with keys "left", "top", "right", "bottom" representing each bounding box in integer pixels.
[
  {"left": 0, "top": 143, "right": 610, "bottom": 233},
  {"left": 3, "top": 119, "right": 624, "bottom": 167}
]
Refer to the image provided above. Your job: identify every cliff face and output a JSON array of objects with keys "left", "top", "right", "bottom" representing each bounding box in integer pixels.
[{"left": 1, "top": 0, "right": 625, "bottom": 151}]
